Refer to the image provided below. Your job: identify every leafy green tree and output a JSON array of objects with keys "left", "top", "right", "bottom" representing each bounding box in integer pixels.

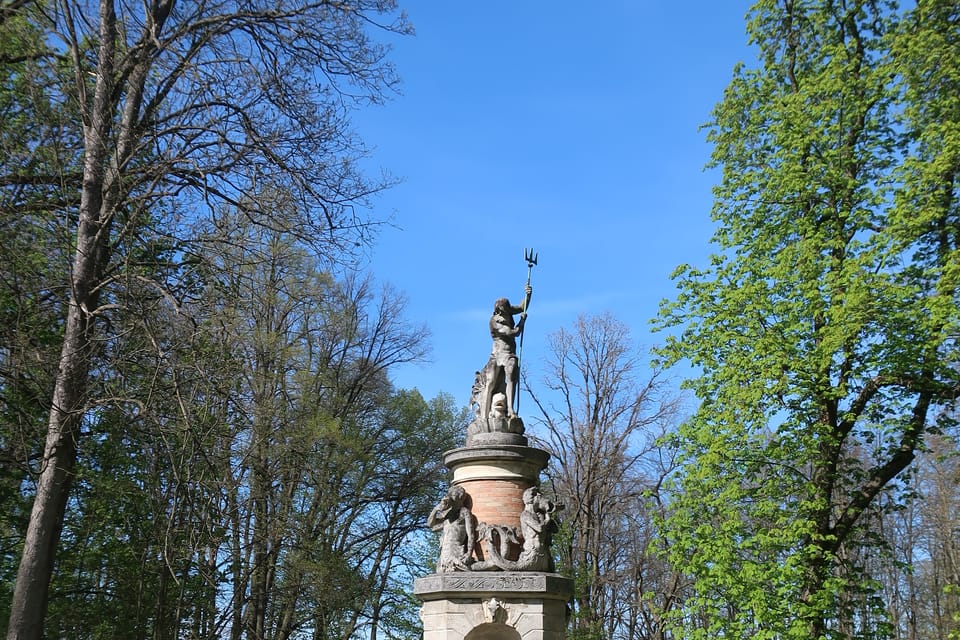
[{"left": 655, "top": 1, "right": 960, "bottom": 638}]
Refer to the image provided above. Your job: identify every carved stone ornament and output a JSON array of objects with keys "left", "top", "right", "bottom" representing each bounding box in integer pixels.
[
  {"left": 483, "top": 597, "right": 509, "bottom": 624},
  {"left": 414, "top": 571, "right": 575, "bottom": 596},
  {"left": 427, "top": 484, "right": 563, "bottom": 573}
]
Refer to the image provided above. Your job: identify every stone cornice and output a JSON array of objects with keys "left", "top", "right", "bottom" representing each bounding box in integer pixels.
[
  {"left": 443, "top": 445, "right": 550, "bottom": 470},
  {"left": 414, "top": 572, "right": 574, "bottom": 601}
]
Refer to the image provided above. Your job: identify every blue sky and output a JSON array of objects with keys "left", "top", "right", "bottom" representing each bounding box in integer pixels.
[{"left": 356, "top": 2, "right": 756, "bottom": 409}]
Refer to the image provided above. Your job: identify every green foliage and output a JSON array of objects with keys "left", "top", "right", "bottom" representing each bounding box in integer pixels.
[
  {"left": 947, "top": 585, "right": 960, "bottom": 640},
  {"left": 655, "top": 1, "right": 960, "bottom": 637}
]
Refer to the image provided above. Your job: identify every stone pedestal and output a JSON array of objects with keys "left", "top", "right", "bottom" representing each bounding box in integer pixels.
[
  {"left": 415, "top": 573, "right": 573, "bottom": 640},
  {"left": 416, "top": 439, "right": 573, "bottom": 639}
]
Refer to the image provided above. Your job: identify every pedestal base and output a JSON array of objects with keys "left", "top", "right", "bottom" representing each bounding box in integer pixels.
[{"left": 415, "top": 572, "right": 573, "bottom": 640}]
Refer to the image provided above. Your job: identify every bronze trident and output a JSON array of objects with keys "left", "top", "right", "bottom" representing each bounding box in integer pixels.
[{"left": 516, "top": 248, "right": 537, "bottom": 413}]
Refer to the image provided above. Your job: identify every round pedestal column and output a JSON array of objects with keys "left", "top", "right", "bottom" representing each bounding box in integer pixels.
[{"left": 443, "top": 445, "right": 549, "bottom": 562}]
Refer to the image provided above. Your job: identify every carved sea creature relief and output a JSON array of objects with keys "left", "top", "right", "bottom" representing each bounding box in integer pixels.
[{"left": 472, "top": 487, "right": 560, "bottom": 572}]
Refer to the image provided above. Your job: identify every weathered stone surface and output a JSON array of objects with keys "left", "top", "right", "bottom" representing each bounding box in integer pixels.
[
  {"left": 427, "top": 485, "right": 478, "bottom": 572},
  {"left": 468, "top": 287, "right": 532, "bottom": 431},
  {"left": 414, "top": 572, "right": 573, "bottom": 599},
  {"left": 466, "top": 430, "right": 528, "bottom": 447},
  {"left": 420, "top": 597, "right": 569, "bottom": 640},
  {"left": 417, "top": 574, "right": 572, "bottom": 640}
]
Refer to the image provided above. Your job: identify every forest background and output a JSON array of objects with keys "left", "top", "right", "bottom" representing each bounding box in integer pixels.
[{"left": 1, "top": 1, "right": 959, "bottom": 640}]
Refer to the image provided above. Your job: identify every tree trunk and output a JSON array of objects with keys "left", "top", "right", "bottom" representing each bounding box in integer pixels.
[
  {"left": 6, "top": 148, "right": 108, "bottom": 640},
  {"left": 6, "top": 2, "right": 119, "bottom": 637},
  {"left": 5, "top": 330, "right": 84, "bottom": 640}
]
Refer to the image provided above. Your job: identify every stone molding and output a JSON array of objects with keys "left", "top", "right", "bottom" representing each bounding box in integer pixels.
[
  {"left": 444, "top": 446, "right": 549, "bottom": 484},
  {"left": 414, "top": 571, "right": 573, "bottom": 601}
]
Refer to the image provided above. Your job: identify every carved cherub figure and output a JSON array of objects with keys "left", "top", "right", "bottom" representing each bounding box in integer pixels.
[
  {"left": 515, "top": 486, "right": 559, "bottom": 572},
  {"left": 427, "top": 485, "right": 476, "bottom": 572}
]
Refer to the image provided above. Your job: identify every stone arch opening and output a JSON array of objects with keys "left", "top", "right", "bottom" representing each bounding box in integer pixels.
[{"left": 464, "top": 622, "right": 522, "bottom": 640}]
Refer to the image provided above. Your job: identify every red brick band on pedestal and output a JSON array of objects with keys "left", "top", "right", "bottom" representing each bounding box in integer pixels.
[
  {"left": 443, "top": 445, "right": 549, "bottom": 564},
  {"left": 457, "top": 478, "right": 529, "bottom": 530}
]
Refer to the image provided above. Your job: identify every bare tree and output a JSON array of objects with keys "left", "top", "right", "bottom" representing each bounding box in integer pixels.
[
  {"left": 869, "top": 433, "right": 960, "bottom": 640},
  {"left": 528, "top": 312, "right": 681, "bottom": 640}
]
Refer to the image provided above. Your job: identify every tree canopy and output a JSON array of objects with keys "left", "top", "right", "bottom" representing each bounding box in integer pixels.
[
  {"left": 656, "top": 0, "right": 960, "bottom": 637},
  {"left": 0, "top": 1, "right": 444, "bottom": 638}
]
